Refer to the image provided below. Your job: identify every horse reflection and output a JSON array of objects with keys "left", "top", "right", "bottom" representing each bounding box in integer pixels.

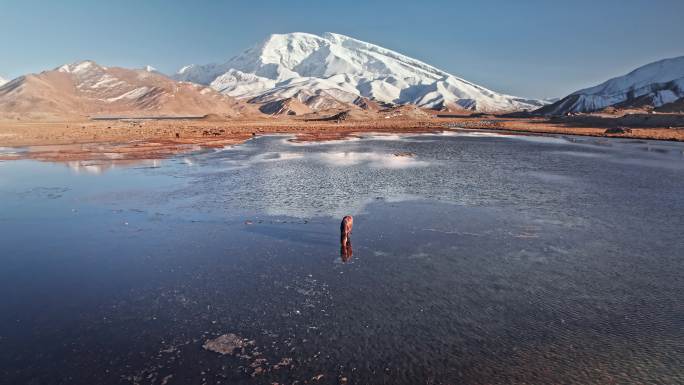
[
  {"left": 340, "top": 239, "right": 353, "bottom": 262},
  {"left": 340, "top": 215, "right": 354, "bottom": 262}
]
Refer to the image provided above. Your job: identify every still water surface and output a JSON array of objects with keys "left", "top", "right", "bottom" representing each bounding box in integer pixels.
[{"left": 1, "top": 131, "right": 683, "bottom": 384}]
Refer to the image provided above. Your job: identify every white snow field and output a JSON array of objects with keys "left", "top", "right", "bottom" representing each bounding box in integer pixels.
[{"left": 175, "top": 32, "right": 546, "bottom": 112}]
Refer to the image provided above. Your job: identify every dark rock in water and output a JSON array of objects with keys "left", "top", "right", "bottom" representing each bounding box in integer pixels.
[
  {"left": 605, "top": 127, "right": 632, "bottom": 134},
  {"left": 203, "top": 333, "right": 252, "bottom": 355}
]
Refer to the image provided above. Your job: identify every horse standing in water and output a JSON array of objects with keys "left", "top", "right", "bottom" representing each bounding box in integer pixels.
[
  {"left": 340, "top": 215, "right": 353, "bottom": 262},
  {"left": 340, "top": 215, "right": 353, "bottom": 244}
]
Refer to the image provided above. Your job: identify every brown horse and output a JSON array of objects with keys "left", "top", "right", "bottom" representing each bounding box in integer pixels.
[
  {"left": 340, "top": 215, "right": 354, "bottom": 262},
  {"left": 340, "top": 215, "right": 353, "bottom": 244}
]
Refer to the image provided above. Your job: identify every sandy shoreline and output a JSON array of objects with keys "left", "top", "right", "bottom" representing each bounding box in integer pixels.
[{"left": 1, "top": 116, "right": 683, "bottom": 162}]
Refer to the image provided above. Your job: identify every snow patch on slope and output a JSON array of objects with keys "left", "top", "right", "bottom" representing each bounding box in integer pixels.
[
  {"left": 106, "top": 87, "right": 150, "bottom": 102},
  {"left": 58, "top": 60, "right": 103, "bottom": 74}
]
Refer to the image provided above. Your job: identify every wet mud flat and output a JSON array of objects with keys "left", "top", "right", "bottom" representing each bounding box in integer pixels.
[{"left": 1, "top": 132, "right": 683, "bottom": 384}]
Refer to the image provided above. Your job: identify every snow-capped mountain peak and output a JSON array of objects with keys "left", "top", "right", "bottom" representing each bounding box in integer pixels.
[
  {"left": 0, "top": 76, "right": 7, "bottom": 87},
  {"left": 175, "top": 32, "right": 545, "bottom": 112},
  {"left": 57, "top": 60, "right": 103, "bottom": 74},
  {"left": 575, "top": 56, "right": 684, "bottom": 97},
  {"left": 537, "top": 56, "right": 684, "bottom": 115}
]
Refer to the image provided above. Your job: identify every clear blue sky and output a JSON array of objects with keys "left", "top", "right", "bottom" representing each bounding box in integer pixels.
[{"left": 1, "top": 0, "right": 683, "bottom": 99}]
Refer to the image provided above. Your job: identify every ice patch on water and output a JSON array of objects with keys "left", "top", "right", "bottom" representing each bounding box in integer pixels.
[
  {"left": 261, "top": 192, "right": 424, "bottom": 219},
  {"left": 65, "top": 159, "right": 162, "bottom": 175},
  {"left": 553, "top": 150, "right": 604, "bottom": 159},
  {"left": 508, "top": 135, "right": 569, "bottom": 145},
  {"left": 198, "top": 150, "right": 306, "bottom": 171},
  {"left": 314, "top": 152, "right": 429, "bottom": 169},
  {"left": 435, "top": 131, "right": 506, "bottom": 138},
  {"left": 0, "top": 146, "right": 26, "bottom": 155},
  {"left": 283, "top": 136, "right": 362, "bottom": 146},
  {"left": 283, "top": 132, "right": 441, "bottom": 146},
  {"left": 279, "top": 131, "right": 571, "bottom": 147},
  {"left": 67, "top": 161, "right": 109, "bottom": 175},
  {"left": 218, "top": 145, "right": 242, "bottom": 151},
  {"left": 359, "top": 133, "right": 408, "bottom": 141},
  {"left": 250, "top": 152, "right": 305, "bottom": 163},
  {"left": 437, "top": 130, "right": 570, "bottom": 144}
]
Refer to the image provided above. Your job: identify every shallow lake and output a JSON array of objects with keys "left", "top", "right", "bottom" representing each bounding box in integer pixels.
[{"left": 1, "top": 131, "right": 683, "bottom": 384}]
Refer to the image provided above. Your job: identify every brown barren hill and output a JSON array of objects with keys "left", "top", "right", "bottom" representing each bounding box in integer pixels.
[
  {"left": 258, "top": 97, "right": 312, "bottom": 116},
  {"left": 253, "top": 89, "right": 356, "bottom": 115},
  {"left": 352, "top": 96, "right": 383, "bottom": 111},
  {"left": 655, "top": 98, "right": 684, "bottom": 113},
  {"left": 0, "top": 60, "right": 259, "bottom": 121}
]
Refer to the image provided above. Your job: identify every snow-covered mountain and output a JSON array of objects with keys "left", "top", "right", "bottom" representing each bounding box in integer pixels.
[
  {"left": 176, "top": 32, "right": 546, "bottom": 113},
  {"left": 0, "top": 76, "right": 7, "bottom": 87},
  {"left": 537, "top": 56, "right": 684, "bottom": 115},
  {"left": 0, "top": 60, "right": 255, "bottom": 120},
  {"left": 142, "top": 65, "right": 161, "bottom": 74}
]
